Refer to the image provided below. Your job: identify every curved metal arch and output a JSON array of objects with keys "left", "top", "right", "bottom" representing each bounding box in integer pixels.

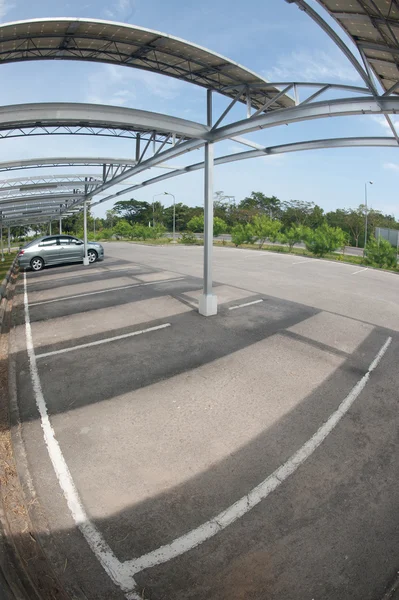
[
  {"left": 0, "top": 157, "right": 138, "bottom": 172},
  {"left": 0, "top": 174, "right": 101, "bottom": 188},
  {"left": 0, "top": 18, "right": 294, "bottom": 112},
  {"left": 208, "top": 95, "right": 399, "bottom": 141},
  {"left": 0, "top": 103, "right": 208, "bottom": 140},
  {"left": 285, "top": 0, "right": 377, "bottom": 93},
  {"left": 91, "top": 136, "right": 398, "bottom": 207}
]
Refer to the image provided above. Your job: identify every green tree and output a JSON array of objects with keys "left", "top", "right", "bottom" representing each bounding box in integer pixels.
[
  {"left": 213, "top": 217, "right": 228, "bottom": 237},
  {"left": 231, "top": 224, "right": 255, "bottom": 247},
  {"left": 305, "top": 224, "right": 347, "bottom": 257},
  {"left": 364, "top": 236, "right": 397, "bottom": 269},
  {"left": 164, "top": 203, "right": 200, "bottom": 231},
  {"left": 113, "top": 199, "right": 152, "bottom": 225},
  {"left": 239, "top": 192, "right": 282, "bottom": 219},
  {"left": 187, "top": 215, "right": 204, "bottom": 232},
  {"left": 307, "top": 205, "right": 325, "bottom": 229},
  {"left": 279, "top": 225, "right": 304, "bottom": 250},
  {"left": 281, "top": 200, "right": 315, "bottom": 228},
  {"left": 152, "top": 201, "right": 165, "bottom": 226},
  {"left": 187, "top": 214, "right": 227, "bottom": 236},
  {"left": 252, "top": 215, "right": 282, "bottom": 248},
  {"left": 113, "top": 219, "right": 133, "bottom": 239},
  {"left": 346, "top": 207, "right": 364, "bottom": 247}
]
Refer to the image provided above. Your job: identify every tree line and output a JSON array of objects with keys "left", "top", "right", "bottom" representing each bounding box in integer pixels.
[{"left": 11, "top": 190, "right": 398, "bottom": 250}]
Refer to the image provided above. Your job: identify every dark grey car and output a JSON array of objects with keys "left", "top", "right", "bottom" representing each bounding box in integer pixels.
[{"left": 18, "top": 235, "right": 104, "bottom": 271}]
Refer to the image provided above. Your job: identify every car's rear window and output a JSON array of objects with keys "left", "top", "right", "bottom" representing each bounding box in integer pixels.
[{"left": 22, "top": 240, "right": 38, "bottom": 248}]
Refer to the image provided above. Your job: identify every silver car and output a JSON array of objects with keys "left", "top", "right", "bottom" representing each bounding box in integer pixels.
[{"left": 18, "top": 235, "right": 104, "bottom": 271}]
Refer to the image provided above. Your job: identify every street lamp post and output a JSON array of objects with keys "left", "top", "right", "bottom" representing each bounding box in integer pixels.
[
  {"left": 364, "top": 181, "right": 373, "bottom": 254},
  {"left": 152, "top": 192, "right": 164, "bottom": 227},
  {"left": 164, "top": 192, "right": 176, "bottom": 242}
]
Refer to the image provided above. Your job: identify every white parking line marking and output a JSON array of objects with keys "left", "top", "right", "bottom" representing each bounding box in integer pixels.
[
  {"left": 124, "top": 335, "right": 392, "bottom": 576},
  {"left": 29, "top": 277, "right": 185, "bottom": 307},
  {"left": 292, "top": 258, "right": 317, "bottom": 265},
  {"left": 23, "top": 273, "right": 139, "bottom": 599},
  {"left": 352, "top": 267, "right": 368, "bottom": 275},
  {"left": 23, "top": 273, "right": 393, "bottom": 599},
  {"left": 36, "top": 323, "right": 171, "bottom": 359},
  {"left": 228, "top": 299, "right": 263, "bottom": 311}
]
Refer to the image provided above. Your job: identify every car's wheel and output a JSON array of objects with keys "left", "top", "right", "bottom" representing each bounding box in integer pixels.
[
  {"left": 87, "top": 249, "right": 98, "bottom": 264},
  {"left": 30, "top": 257, "right": 44, "bottom": 271}
]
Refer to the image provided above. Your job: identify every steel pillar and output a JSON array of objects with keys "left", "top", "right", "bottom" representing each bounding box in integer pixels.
[
  {"left": 199, "top": 90, "right": 217, "bottom": 316},
  {"left": 59, "top": 216, "right": 62, "bottom": 234},
  {"left": 49, "top": 221, "right": 52, "bottom": 235},
  {"left": 7, "top": 226, "right": 10, "bottom": 253},
  {"left": 83, "top": 199, "right": 89, "bottom": 266}
]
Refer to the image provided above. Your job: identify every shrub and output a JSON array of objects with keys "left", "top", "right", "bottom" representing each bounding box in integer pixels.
[
  {"left": 364, "top": 236, "right": 398, "bottom": 269},
  {"left": 305, "top": 224, "right": 347, "bottom": 257},
  {"left": 147, "top": 224, "right": 167, "bottom": 239},
  {"left": 278, "top": 225, "right": 303, "bottom": 250},
  {"left": 252, "top": 215, "right": 282, "bottom": 248},
  {"left": 187, "top": 215, "right": 204, "bottom": 232},
  {"left": 113, "top": 219, "right": 133, "bottom": 239},
  {"left": 213, "top": 217, "right": 228, "bottom": 237},
  {"left": 187, "top": 215, "right": 227, "bottom": 237},
  {"left": 98, "top": 229, "right": 113, "bottom": 240},
  {"left": 179, "top": 232, "right": 198, "bottom": 245},
  {"left": 231, "top": 224, "right": 255, "bottom": 247}
]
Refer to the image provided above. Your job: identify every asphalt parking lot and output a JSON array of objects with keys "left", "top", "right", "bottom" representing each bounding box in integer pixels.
[{"left": 8, "top": 242, "right": 399, "bottom": 600}]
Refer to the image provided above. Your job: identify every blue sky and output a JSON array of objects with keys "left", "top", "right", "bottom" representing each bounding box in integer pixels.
[{"left": 1, "top": 0, "right": 398, "bottom": 218}]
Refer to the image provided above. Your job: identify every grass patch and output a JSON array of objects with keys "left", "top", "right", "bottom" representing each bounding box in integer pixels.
[
  {"left": 124, "top": 237, "right": 173, "bottom": 245},
  {"left": 212, "top": 241, "right": 398, "bottom": 272},
  {"left": 0, "top": 252, "right": 17, "bottom": 282}
]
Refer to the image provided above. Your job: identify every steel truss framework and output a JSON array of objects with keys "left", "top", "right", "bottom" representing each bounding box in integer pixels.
[{"left": 0, "top": 12, "right": 398, "bottom": 318}]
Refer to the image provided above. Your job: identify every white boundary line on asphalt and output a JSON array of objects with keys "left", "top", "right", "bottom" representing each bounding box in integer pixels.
[
  {"left": 292, "top": 258, "right": 318, "bottom": 265},
  {"left": 36, "top": 323, "right": 171, "bottom": 359},
  {"left": 123, "top": 335, "right": 392, "bottom": 576},
  {"left": 29, "top": 277, "right": 184, "bottom": 306},
  {"left": 228, "top": 299, "right": 263, "bottom": 310},
  {"left": 23, "top": 271, "right": 393, "bottom": 598},
  {"left": 352, "top": 267, "right": 368, "bottom": 275},
  {"left": 23, "top": 273, "right": 140, "bottom": 599}
]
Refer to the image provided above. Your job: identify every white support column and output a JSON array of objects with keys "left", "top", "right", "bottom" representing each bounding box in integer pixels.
[
  {"left": 49, "top": 221, "right": 52, "bottom": 235},
  {"left": 59, "top": 216, "right": 62, "bottom": 235},
  {"left": 199, "top": 89, "right": 217, "bottom": 317},
  {"left": 83, "top": 199, "right": 89, "bottom": 266},
  {"left": 7, "top": 226, "right": 10, "bottom": 254}
]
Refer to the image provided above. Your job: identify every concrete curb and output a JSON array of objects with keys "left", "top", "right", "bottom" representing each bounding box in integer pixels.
[{"left": 0, "top": 258, "right": 18, "bottom": 333}]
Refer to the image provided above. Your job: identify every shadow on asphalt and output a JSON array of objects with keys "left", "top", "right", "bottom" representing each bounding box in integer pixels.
[{"left": 3, "top": 260, "right": 399, "bottom": 600}]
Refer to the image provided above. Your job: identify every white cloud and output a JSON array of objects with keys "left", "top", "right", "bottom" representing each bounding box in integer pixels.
[
  {"left": 103, "top": 0, "right": 135, "bottom": 20},
  {"left": 265, "top": 50, "right": 360, "bottom": 83},
  {"left": 370, "top": 114, "right": 399, "bottom": 132},
  {"left": 0, "top": 0, "right": 15, "bottom": 21},
  {"left": 383, "top": 162, "right": 399, "bottom": 172},
  {"left": 85, "top": 64, "right": 182, "bottom": 107}
]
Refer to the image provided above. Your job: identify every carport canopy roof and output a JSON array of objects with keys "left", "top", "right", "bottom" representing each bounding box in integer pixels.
[
  {"left": 316, "top": 0, "right": 399, "bottom": 94},
  {"left": 0, "top": 18, "right": 294, "bottom": 112}
]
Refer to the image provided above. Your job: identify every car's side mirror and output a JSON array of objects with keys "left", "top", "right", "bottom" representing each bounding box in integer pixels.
[{"left": 75, "top": 240, "right": 84, "bottom": 245}]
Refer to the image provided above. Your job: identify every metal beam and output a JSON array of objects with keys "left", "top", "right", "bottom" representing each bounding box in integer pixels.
[
  {"left": 90, "top": 136, "right": 397, "bottom": 206},
  {"left": 199, "top": 88, "right": 217, "bottom": 317},
  {"left": 207, "top": 96, "right": 399, "bottom": 142},
  {"left": 0, "top": 103, "right": 209, "bottom": 141},
  {"left": 285, "top": 0, "right": 377, "bottom": 92},
  {"left": 0, "top": 157, "right": 138, "bottom": 172}
]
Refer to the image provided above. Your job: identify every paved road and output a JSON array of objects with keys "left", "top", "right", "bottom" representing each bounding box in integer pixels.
[
  {"left": 8, "top": 243, "right": 399, "bottom": 600},
  {"left": 168, "top": 233, "right": 366, "bottom": 257}
]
